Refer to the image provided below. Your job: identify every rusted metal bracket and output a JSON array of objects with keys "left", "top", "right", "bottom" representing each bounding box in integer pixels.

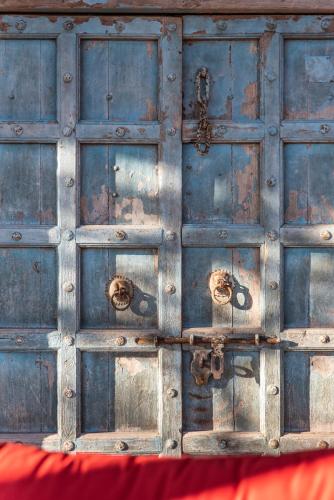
[{"left": 136, "top": 334, "right": 279, "bottom": 386}]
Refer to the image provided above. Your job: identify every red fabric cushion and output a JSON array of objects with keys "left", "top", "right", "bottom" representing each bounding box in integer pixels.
[{"left": 0, "top": 443, "right": 334, "bottom": 500}]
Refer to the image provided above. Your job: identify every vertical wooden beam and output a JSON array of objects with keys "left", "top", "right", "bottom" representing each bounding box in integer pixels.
[
  {"left": 57, "top": 32, "right": 79, "bottom": 452},
  {"left": 158, "top": 17, "right": 183, "bottom": 457},
  {"left": 261, "top": 30, "right": 282, "bottom": 454}
]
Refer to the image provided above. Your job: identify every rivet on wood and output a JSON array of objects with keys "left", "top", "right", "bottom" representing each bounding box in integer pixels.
[
  {"left": 63, "top": 335, "right": 74, "bottom": 346},
  {"left": 15, "top": 336, "right": 24, "bottom": 345},
  {"left": 218, "top": 230, "right": 228, "bottom": 239},
  {"left": 111, "top": 192, "right": 119, "bottom": 198},
  {"left": 320, "top": 230, "right": 332, "bottom": 240},
  {"left": 114, "top": 229, "right": 126, "bottom": 240},
  {"left": 268, "top": 125, "right": 278, "bottom": 136},
  {"left": 13, "top": 125, "right": 23, "bottom": 136},
  {"left": 321, "top": 18, "right": 331, "bottom": 31},
  {"left": 63, "top": 282, "right": 74, "bottom": 293},
  {"left": 265, "top": 70, "right": 276, "bottom": 82},
  {"left": 8, "top": 93, "right": 15, "bottom": 100},
  {"left": 63, "top": 21, "right": 74, "bottom": 31},
  {"left": 269, "top": 281, "right": 278, "bottom": 290},
  {"left": 220, "top": 440, "right": 227, "bottom": 449},
  {"left": 166, "top": 439, "right": 178, "bottom": 450},
  {"left": 12, "top": 232, "right": 22, "bottom": 241},
  {"left": 267, "top": 385, "right": 279, "bottom": 395},
  {"left": 115, "top": 441, "right": 127, "bottom": 451},
  {"left": 63, "top": 126, "right": 73, "bottom": 137},
  {"left": 266, "top": 176, "right": 277, "bottom": 187},
  {"left": 106, "top": 93, "right": 113, "bottom": 101},
  {"left": 64, "top": 177, "right": 74, "bottom": 187},
  {"left": 267, "top": 230, "right": 278, "bottom": 241},
  {"left": 63, "top": 441, "right": 75, "bottom": 452},
  {"left": 165, "top": 284, "right": 176, "bottom": 295},
  {"left": 15, "top": 20, "right": 27, "bottom": 31},
  {"left": 167, "top": 23, "right": 177, "bottom": 32},
  {"left": 115, "top": 22, "right": 124, "bottom": 33},
  {"left": 165, "top": 231, "right": 176, "bottom": 241},
  {"left": 113, "top": 165, "right": 120, "bottom": 171},
  {"left": 217, "top": 20, "right": 227, "bottom": 31},
  {"left": 115, "top": 336, "right": 126, "bottom": 346},
  {"left": 215, "top": 125, "right": 227, "bottom": 137},
  {"left": 167, "top": 73, "right": 176, "bottom": 81},
  {"left": 320, "top": 124, "right": 330, "bottom": 134},
  {"left": 64, "top": 387, "right": 74, "bottom": 399},
  {"left": 167, "top": 127, "right": 176, "bottom": 136},
  {"left": 63, "top": 230, "right": 74, "bottom": 241},
  {"left": 167, "top": 388, "right": 178, "bottom": 398},
  {"left": 318, "top": 440, "right": 329, "bottom": 449},
  {"left": 116, "top": 127, "right": 126, "bottom": 137},
  {"left": 268, "top": 439, "right": 279, "bottom": 449},
  {"left": 63, "top": 73, "right": 73, "bottom": 83},
  {"left": 266, "top": 20, "right": 277, "bottom": 31},
  {"left": 321, "top": 335, "right": 330, "bottom": 344}
]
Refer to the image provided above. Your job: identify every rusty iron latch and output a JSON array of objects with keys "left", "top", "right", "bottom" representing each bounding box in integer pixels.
[
  {"left": 195, "top": 67, "right": 212, "bottom": 156},
  {"left": 136, "top": 334, "right": 279, "bottom": 386}
]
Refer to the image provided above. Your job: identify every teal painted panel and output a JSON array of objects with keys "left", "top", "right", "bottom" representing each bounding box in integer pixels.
[
  {"left": 0, "top": 351, "right": 57, "bottom": 432},
  {"left": 0, "top": 248, "right": 57, "bottom": 328},
  {"left": 80, "top": 144, "right": 159, "bottom": 225},
  {"left": 0, "top": 143, "right": 57, "bottom": 225},
  {"left": 81, "top": 248, "right": 158, "bottom": 329},
  {"left": 80, "top": 39, "right": 158, "bottom": 121},
  {"left": 0, "top": 39, "right": 56, "bottom": 121}
]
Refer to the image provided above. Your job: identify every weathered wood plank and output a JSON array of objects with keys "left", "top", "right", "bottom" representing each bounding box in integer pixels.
[
  {"left": 183, "top": 431, "right": 265, "bottom": 455},
  {"left": 0, "top": 434, "right": 59, "bottom": 451},
  {"left": 183, "top": 121, "right": 264, "bottom": 143},
  {"left": 0, "top": 228, "right": 59, "bottom": 245},
  {"left": 76, "top": 432, "right": 161, "bottom": 455},
  {"left": 77, "top": 123, "right": 160, "bottom": 142},
  {"left": 76, "top": 225, "right": 162, "bottom": 246},
  {"left": 182, "top": 225, "right": 264, "bottom": 247},
  {"left": 282, "top": 225, "right": 334, "bottom": 246}
]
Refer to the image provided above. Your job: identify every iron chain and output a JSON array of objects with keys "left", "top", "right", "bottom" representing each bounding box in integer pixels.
[{"left": 195, "top": 67, "right": 212, "bottom": 156}]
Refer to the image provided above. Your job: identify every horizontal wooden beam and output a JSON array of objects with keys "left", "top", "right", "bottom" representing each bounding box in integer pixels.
[
  {"left": 182, "top": 225, "right": 264, "bottom": 247},
  {"left": 1, "top": 2, "right": 334, "bottom": 14},
  {"left": 77, "top": 123, "right": 160, "bottom": 143},
  {"left": 183, "top": 431, "right": 265, "bottom": 455},
  {"left": 76, "top": 225, "right": 163, "bottom": 247},
  {"left": 183, "top": 121, "right": 264, "bottom": 143},
  {"left": 281, "top": 225, "right": 334, "bottom": 246},
  {"left": 76, "top": 432, "right": 161, "bottom": 454}
]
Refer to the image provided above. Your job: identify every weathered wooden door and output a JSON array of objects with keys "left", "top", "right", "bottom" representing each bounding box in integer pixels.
[{"left": 1, "top": 14, "right": 334, "bottom": 456}]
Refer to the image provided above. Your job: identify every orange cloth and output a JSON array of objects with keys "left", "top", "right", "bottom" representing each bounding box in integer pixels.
[{"left": 0, "top": 442, "right": 333, "bottom": 500}]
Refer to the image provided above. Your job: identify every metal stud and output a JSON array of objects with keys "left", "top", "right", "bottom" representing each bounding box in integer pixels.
[
  {"left": 167, "top": 23, "right": 177, "bottom": 32},
  {"left": 63, "top": 73, "right": 73, "bottom": 83},
  {"left": 165, "top": 284, "right": 176, "bottom": 295},
  {"left": 114, "top": 230, "right": 126, "bottom": 241},
  {"left": 267, "top": 230, "right": 278, "bottom": 241},
  {"left": 267, "top": 385, "right": 279, "bottom": 395},
  {"left": 63, "top": 21, "right": 74, "bottom": 31},
  {"left": 321, "top": 335, "right": 330, "bottom": 344},
  {"left": 220, "top": 440, "right": 227, "bottom": 449},
  {"left": 64, "top": 388, "right": 74, "bottom": 399},
  {"left": 217, "top": 20, "right": 227, "bottom": 31},
  {"left": 268, "top": 125, "right": 278, "bottom": 136},
  {"left": 12, "top": 232, "right": 22, "bottom": 241},
  {"left": 63, "top": 230, "right": 74, "bottom": 241},
  {"left": 63, "top": 441, "right": 75, "bottom": 452},
  {"left": 115, "top": 336, "right": 126, "bottom": 346},
  {"left": 13, "top": 125, "right": 23, "bottom": 136},
  {"left": 115, "top": 22, "right": 124, "bottom": 33},
  {"left": 321, "top": 230, "right": 332, "bottom": 241},
  {"left": 266, "top": 20, "right": 277, "bottom": 31},
  {"left": 165, "top": 231, "right": 176, "bottom": 241},
  {"left": 63, "top": 335, "right": 74, "bottom": 346},
  {"left": 215, "top": 125, "right": 227, "bottom": 137},
  {"left": 318, "top": 440, "right": 329, "bottom": 449},
  {"left": 166, "top": 439, "right": 178, "bottom": 450},
  {"left": 167, "top": 388, "right": 178, "bottom": 398},
  {"left": 15, "top": 20, "right": 27, "bottom": 31},
  {"left": 8, "top": 92, "right": 15, "bottom": 100},
  {"left": 111, "top": 192, "right": 119, "bottom": 198},
  {"left": 265, "top": 70, "right": 276, "bottom": 82},
  {"left": 320, "top": 124, "right": 330, "bottom": 134},
  {"left": 115, "top": 441, "right": 127, "bottom": 451},
  {"left": 266, "top": 176, "right": 277, "bottom": 187},
  {"left": 15, "top": 336, "right": 24, "bottom": 345},
  {"left": 64, "top": 177, "right": 74, "bottom": 187},
  {"left": 116, "top": 127, "right": 126, "bottom": 137},
  {"left": 167, "top": 127, "right": 176, "bottom": 136},
  {"left": 63, "top": 126, "right": 73, "bottom": 137},
  {"left": 269, "top": 281, "right": 278, "bottom": 290},
  {"left": 113, "top": 165, "right": 120, "bottom": 172},
  {"left": 218, "top": 230, "right": 228, "bottom": 240},
  {"left": 106, "top": 93, "right": 113, "bottom": 101},
  {"left": 268, "top": 439, "right": 279, "bottom": 449},
  {"left": 321, "top": 18, "right": 331, "bottom": 31},
  {"left": 167, "top": 73, "right": 176, "bottom": 82},
  {"left": 63, "top": 282, "right": 74, "bottom": 293}
]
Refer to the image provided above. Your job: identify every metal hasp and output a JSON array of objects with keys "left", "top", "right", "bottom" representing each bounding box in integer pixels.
[
  {"left": 195, "top": 67, "right": 212, "bottom": 156},
  {"left": 106, "top": 275, "right": 134, "bottom": 311},
  {"left": 136, "top": 334, "right": 279, "bottom": 386},
  {"left": 209, "top": 269, "right": 234, "bottom": 306}
]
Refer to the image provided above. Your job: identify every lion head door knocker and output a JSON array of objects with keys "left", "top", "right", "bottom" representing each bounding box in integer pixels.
[
  {"left": 106, "top": 275, "right": 134, "bottom": 311},
  {"left": 209, "top": 269, "right": 235, "bottom": 306}
]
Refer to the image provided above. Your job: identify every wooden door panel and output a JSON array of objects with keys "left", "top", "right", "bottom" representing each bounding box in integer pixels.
[
  {"left": 80, "top": 39, "right": 158, "bottom": 122},
  {"left": 0, "top": 143, "right": 57, "bottom": 225},
  {"left": 183, "top": 350, "right": 260, "bottom": 432},
  {"left": 80, "top": 144, "right": 159, "bottom": 225},
  {"left": 0, "top": 351, "right": 57, "bottom": 433},
  {"left": 183, "top": 247, "right": 261, "bottom": 329},
  {"left": 81, "top": 352, "right": 158, "bottom": 433},
  {"left": 183, "top": 144, "right": 260, "bottom": 225},
  {"left": 0, "top": 39, "right": 57, "bottom": 121}
]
